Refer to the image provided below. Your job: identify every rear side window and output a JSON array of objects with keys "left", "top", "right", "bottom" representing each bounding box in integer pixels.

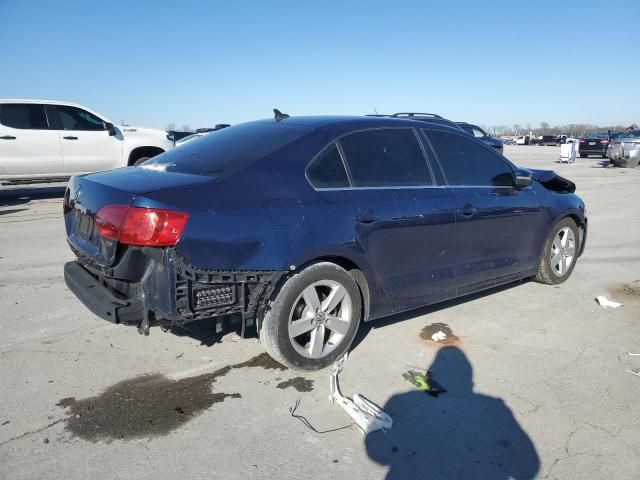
[
  {"left": 426, "top": 130, "right": 514, "bottom": 187},
  {"left": 339, "top": 128, "right": 432, "bottom": 187},
  {"left": 56, "top": 105, "right": 105, "bottom": 131},
  {"left": 307, "top": 144, "right": 349, "bottom": 188},
  {"left": 0, "top": 104, "right": 48, "bottom": 129},
  {"left": 145, "top": 121, "right": 312, "bottom": 177}
]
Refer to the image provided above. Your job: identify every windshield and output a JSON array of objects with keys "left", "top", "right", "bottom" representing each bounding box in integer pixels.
[
  {"left": 585, "top": 133, "right": 608, "bottom": 139},
  {"left": 144, "top": 121, "right": 312, "bottom": 176}
]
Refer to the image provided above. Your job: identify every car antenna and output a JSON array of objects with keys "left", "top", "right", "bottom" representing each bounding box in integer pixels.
[{"left": 273, "top": 108, "right": 290, "bottom": 121}]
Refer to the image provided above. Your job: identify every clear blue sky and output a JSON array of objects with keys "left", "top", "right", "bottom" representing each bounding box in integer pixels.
[{"left": 2, "top": 0, "right": 638, "bottom": 129}]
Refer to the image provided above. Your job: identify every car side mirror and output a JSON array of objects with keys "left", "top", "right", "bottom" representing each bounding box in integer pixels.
[
  {"left": 514, "top": 169, "right": 533, "bottom": 188},
  {"left": 106, "top": 122, "right": 116, "bottom": 136}
]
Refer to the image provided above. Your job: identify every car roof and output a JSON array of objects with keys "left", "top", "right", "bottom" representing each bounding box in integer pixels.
[
  {"left": 0, "top": 99, "right": 87, "bottom": 108},
  {"left": 249, "top": 115, "right": 466, "bottom": 134}
]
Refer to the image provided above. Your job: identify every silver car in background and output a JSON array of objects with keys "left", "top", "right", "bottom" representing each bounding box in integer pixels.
[{"left": 607, "top": 130, "right": 640, "bottom": 168}]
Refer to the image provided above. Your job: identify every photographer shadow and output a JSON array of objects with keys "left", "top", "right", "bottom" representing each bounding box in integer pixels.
[{"left": 365, "top": 347, "right": 539, "bottom": 480}]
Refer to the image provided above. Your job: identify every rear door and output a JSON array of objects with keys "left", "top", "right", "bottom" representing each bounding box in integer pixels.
[
  {"left": 424, "top": 129, "right": 546, "bottom": 293},
  {"left": 51, "top": 104, "right": 122, "bottom": 174},
  {"left": 336, "top": 127, "right": 457, "bottom": 304},
  {"left": 0, "top": 103, "right": 63, "bottom": 176}
]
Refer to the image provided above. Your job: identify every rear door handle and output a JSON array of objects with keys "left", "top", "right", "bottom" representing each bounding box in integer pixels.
[
  {"left": 63, "top": 136, "right": 78, "bottom": 140},
  {"left": 0, "top": 135, "right": 16, "bottom": 140},
  {"left": 356, "top": 210, "right": 379, "bottom": 224},
  {"left": 460, "top": 204, "right": 477, "bottom": 218}
]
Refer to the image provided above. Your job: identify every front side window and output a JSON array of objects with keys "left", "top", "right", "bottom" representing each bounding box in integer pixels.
[
  {"left": 472, "top": 127, "right": 487, "bottom": 138},
  {"left": 339, "top": 128, "right": 432, "bottom": 187},
  {"left": 307, "top": 144, "right": 349, "bottom": 188},
  {"left": 56, "top": 105, "right": 105, "bottom": 131},
  {"left": 0, "top": 103, "right": 48, "bottom": 129},
  {"left": 426, "top": 130, "right": 514, "bottom": 187}
]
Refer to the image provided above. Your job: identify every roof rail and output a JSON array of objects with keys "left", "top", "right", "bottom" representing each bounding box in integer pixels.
[{"left": 390, "top": 112, "right": 443, "bottom": 119}]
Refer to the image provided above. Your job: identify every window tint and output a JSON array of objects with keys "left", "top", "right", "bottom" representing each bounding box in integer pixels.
[
  {"left": 340, "top": 128, "right": 432, "bottom": 187},
  {"left": 426, "top": 130, "right": 514, "bottom": 187},
  {"left": 472, "top": 127, "right": 486, "bottom": 138},
  {"left": 56, "top": 105, "right": 105, "bottom": 131},
  {"left": 0, "top": 104, "right": 48, "bottom": 129},
  {"left": 307, "top": 144, "right": 349, "bottom": 188}
]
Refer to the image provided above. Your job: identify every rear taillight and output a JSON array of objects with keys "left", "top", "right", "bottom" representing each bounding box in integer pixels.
[
  {"left": 599, "top": 140, "right": 609, "bottom": 144},
  {"left": 579, "top": 139, "right": 587, "bottom": 144},
  {"left": 95, "top": 205, "right": 188, "bottom": 247}
]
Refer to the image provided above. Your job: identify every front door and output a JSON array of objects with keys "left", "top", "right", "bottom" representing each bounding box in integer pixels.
[
  {"left": 52, "top": 104, "right": 122, "bottom": 174},
  {"left": 425, "top": 129, "right": 546, "bottom": 293}
]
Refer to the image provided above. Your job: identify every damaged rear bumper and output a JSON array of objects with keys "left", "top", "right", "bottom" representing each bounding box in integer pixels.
[{"left": 64, "top": 247, "right": 287, "bottom": 332}]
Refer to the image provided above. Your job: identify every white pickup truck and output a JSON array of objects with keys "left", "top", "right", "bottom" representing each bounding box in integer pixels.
[{"left": 0, "top": 99, "right": 174, "bottom": 184}]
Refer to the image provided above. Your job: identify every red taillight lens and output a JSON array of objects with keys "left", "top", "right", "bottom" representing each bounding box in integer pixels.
[
  {"left": 579, "top": 139, "right": 587, "bottom": 144},
  {"left": 600, "top": 140, "right": 609, "bottom": 144},
  {"left": 95, "top": 205, "right": 188, "bottom": 246}
]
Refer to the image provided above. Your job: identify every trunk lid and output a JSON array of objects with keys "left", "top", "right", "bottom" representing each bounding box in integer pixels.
[{"left": 65, "top": 167, "right": 212, "bottom": 267}]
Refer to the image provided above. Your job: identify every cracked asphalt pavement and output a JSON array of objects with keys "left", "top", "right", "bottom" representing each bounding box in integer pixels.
[{"left": 1, "top": 147, "right": 639, "bottom": 479}]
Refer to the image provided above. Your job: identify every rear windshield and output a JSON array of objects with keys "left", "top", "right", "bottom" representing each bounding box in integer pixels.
[
  {"left": 144, "top": 121, "right": 312, "bottom": 176},
  {"left": 586, "top": 133, "right": 608, "bottom": 139}
]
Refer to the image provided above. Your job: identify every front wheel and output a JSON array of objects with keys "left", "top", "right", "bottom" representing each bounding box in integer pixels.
[
  {"left": 534, "top": 218, "right": 580, "bottom": 285},
  {"left": 260, "top": 263, "right": 362, "bottom": 370}
]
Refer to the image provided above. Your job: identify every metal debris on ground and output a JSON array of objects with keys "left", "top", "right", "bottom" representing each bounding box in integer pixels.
[
  {"left": 625, "top": 369, "right": 640, "bottom": 378},
  {"left": 596, "top": 296, "right": 623, "bottom": 308},
  {"left": 328, "top": 354, "right": 392, "bottom": 434},
  {"left": 402, "top": 370, "right": 447, "bottom": 397}
]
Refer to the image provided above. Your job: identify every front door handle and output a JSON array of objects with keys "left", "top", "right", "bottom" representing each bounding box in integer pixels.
[
  {"left": 63, "top": 136, "right": 78, "bottom": 140},
  {"left": 0, "top": 135, "right": 16, "bottom": 140}
]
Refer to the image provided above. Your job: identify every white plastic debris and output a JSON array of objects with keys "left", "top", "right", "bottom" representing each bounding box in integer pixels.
[
  {"left": 431, "top": 331, "right": 447, "bottom": 342},
  {"left": 596, "top": 296, "right": 623, "bottom": 308},
  {"left": 329, "top": 354, "right": 392, "bottom": 434}
]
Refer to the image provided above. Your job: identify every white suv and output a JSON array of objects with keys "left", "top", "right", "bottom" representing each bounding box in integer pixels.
[{"left": 0, "top": 100, "right": 174, "bottom": 184}]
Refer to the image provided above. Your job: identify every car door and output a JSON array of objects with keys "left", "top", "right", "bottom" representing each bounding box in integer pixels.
[
  {"left": 0, "top": 103, "right": 63, "bottom": 176},
  {"left": 336, "top": 127, "right": 457, "bottom": 305},
  {"left": 424, "top": 129, "right": 547, "bottom": 293},
  {"left": 51, "top": 104, "right": 122, "bottom": 174}
]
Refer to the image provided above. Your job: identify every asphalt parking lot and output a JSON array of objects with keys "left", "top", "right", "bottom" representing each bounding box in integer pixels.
[{"left": 1, "top": 146, "right": 639, "bottom": 480}]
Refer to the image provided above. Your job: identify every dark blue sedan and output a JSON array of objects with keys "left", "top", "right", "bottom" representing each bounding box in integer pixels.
[{"left": 63, "top": 114, "right": 587, "bottom": 370}]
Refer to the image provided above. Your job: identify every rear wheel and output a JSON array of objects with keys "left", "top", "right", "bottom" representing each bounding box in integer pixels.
[
  {"left": 580, "top": 153, "right": 587, "bottom": 158},
  {"left": 260, "top": 262, "right": 362, "bottom": 370},
  {"left": 534, "top": 218, "right": 580, "bottom": 285},
  {"left": 601, "top": 153, "right": 608, "bottom": 159}
]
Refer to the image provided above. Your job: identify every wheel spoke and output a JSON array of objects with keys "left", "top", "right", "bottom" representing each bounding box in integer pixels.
[
  {"left": 551, "top": 252, "right": 561, "bottom": 267},
  {"left": 322, "top": 285, "right": 346, "bottom": 314},
  {"left": 560, "top": 228, "right": 569, "bottom": 247},
  {"left": 325, "top": 315, "right": 350, "bottom": 335},
  {"left": 560, "top": 257, "right": 568, "bottom": 274},
  {"left": 302, "top": 286, "right": 321, "bottom": 312},
  {"left": 289, "top": 318, "right": 315, "bottom": 338},
  {"left": 309, "top": 326, "right": 325, "bottom": 357}
]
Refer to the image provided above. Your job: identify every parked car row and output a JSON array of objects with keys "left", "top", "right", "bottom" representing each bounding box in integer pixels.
[{"left": 607, "top": 129, "right": 640, "bottom": 168}]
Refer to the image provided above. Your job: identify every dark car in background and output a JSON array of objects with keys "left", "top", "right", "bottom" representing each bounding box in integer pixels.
[
  {"left": 579, "top": 132, "right": 623, "bottom": 158},
  {"left": 455, "top": 122, "right": 504, "bottom": 154},
  {"left": 63, "top": 115, "right": 587, "bottom": 370},
  {"left": 540, "top": 135, "right": 559, "bottom": 146}
]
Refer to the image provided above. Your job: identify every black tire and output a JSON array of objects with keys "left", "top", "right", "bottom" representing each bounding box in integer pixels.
[
  {"left": 133, "top": 156, "right": 150, "bottom": 166},
  {"left": 533, "top": 218, "right": 580, "bottom": 285},
  {"left": 260, "top": 262, "right": 362, "bottom": 370},
  {"left": 580, "top": 154, "right": 587, "bottom": 158},
  {"left": 601, "top": 153, "right": 608, "bottom": 159}
]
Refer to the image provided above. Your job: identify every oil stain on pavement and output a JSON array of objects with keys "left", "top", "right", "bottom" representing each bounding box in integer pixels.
[
  {"left": 276, "top": 377, "right": 314, "bottom": 392},
  {"left": 610, "top": 280, "right": 640, "bottom": 301},
  {"left": 419, "top": 323, "right": 460, "bottom": 345},
  {"left": 56, "top": 353, "right": 286, "bottom": 442}
]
